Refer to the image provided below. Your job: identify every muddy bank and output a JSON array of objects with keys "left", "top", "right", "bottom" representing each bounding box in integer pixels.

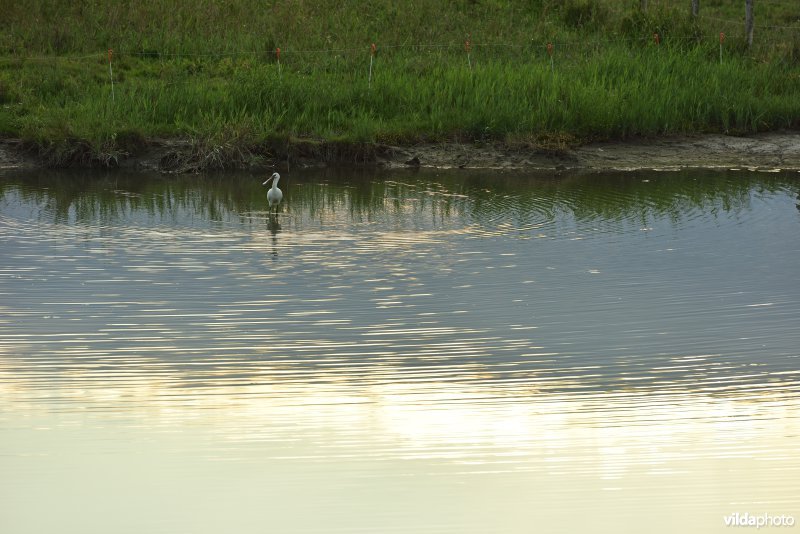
[
  {"left": 385, "top": 131, "right": 800, "bottom": 172},
  {"left": 2, "top": 132, "right": 800, "bottom": 173}
]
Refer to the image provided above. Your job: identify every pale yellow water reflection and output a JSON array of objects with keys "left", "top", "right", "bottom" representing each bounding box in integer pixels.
[
  {"left": 1, "top": 169, "right": 799, "bottom": 533},
  {"left": 2, "top": 362, "right": 798, "bottom": 533}
]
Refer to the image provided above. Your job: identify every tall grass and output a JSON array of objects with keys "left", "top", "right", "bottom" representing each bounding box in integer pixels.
[{"left": 0, "top": 0, "right": 798, "bottom": 166}]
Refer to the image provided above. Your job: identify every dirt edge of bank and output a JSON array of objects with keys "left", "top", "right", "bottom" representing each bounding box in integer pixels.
[{"left": 2, "top": 131, "right": 800, "bottom": 174}]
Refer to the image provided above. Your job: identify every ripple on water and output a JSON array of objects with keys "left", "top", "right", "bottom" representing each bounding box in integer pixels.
[{"left": 1, "top": 170, "right": 799, "bottom": 533}]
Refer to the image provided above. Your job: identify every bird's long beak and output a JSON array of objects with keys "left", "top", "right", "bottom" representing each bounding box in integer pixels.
[{"left": 262, "top": 177, "right": 273, "bottom": 186}]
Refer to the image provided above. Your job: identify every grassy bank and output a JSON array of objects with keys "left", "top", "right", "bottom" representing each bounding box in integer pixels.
[{"left": 1, "top": 0, "right": 798, "bottom": 168}]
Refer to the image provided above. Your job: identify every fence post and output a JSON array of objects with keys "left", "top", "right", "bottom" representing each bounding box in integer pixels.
[
  {"left": 691, "top": 0, "right": 699, "bottom": 17},
  {"left": 640, "top": 0, "right": 648, "bottom": 12},
  {"left": 107, "top": 49, "right": 115, "bottom": 101},
  {"left": 368, "top": 43, "right": 376, "bottom": 88},
  {"left": 745, "top": 0, "right": 754, "bottom": 48},
  {"left": 465, "top": 34, "right": 472, "bottom": 71}
]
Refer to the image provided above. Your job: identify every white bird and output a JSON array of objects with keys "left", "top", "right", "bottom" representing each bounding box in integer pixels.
[{"left": 262, "top": 172, "right": 283, "bottom": 213}]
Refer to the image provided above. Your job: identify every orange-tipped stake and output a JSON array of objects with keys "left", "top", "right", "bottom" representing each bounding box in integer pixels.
[
  {"left": 465, "top": 34, "right": 472, "bottom": 70},
  {"left": 107, "top": 48, "right": 115, "bottom": 101},
  {"left": 368, "top": 43, "right": 376, "bottom": 88}
]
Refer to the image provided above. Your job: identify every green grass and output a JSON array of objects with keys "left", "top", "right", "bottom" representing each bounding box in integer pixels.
[{"left": 1, "top": 0, "right": 798, "bottom": 167}]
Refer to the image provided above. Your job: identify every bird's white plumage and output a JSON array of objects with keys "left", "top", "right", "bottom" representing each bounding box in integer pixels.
[{"left": 262, "top": 172, "right": 283, "bottom": 212}]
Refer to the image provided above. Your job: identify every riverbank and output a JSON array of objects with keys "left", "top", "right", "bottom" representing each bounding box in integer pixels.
[
  {"left": 382, "top": 132, "right": 800, "bottom": 172},
  {"left": 3, "top": 132, "right": 800, "bottom": 173},
  {"left": 3, "top": 2, "right": 798, "bottom": 173}
]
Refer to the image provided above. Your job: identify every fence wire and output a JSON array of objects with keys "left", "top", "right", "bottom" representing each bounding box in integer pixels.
[{"left": 0, "top": 18, "right": 796, "bottom": 70}]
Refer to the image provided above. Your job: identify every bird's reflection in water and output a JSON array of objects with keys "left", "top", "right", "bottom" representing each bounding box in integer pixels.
[{"left": 266, "top": 213, "right": 281, "bottom": 259}]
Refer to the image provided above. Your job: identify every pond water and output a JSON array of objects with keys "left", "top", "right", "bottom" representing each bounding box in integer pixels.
[{"left": 1, "top": 168, "right": 799, "bottom": 533}]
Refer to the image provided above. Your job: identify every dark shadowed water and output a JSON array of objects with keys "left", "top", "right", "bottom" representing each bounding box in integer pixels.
[{"left": 1, "top": 168, "right": 799, "bottom": 533}]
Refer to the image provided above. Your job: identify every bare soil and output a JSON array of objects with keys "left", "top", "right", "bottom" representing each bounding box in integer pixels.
[
  {"left": 2, "top": 131, "right": 800, "bottom": 173},
  {"left": 381, "top": 131, "right": 800, "bottom": 172}
]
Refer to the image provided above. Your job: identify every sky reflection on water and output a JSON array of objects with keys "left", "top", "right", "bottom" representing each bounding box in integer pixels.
[{"left": 1, "top": 168, "right": 799, "bottom": 533}]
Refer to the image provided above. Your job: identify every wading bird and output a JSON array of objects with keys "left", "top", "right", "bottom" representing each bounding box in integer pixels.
[{"left": 262, "top": 172, "right": 283, "bottom": 213}]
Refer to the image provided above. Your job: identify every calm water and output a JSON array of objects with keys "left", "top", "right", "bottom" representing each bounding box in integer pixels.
[{"left": 1, "top": 168, "right": 799, "bottom": 533}]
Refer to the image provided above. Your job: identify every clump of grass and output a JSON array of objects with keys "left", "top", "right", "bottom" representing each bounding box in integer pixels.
[
  {"left": 158, "top": 139, "right": 256, "bottom": 173},
  {"left": 158, "top": 121, "right": 264, "bottom": 172},
  {"left": 25, "top": 137, "right": 123, "bottom": 167}
]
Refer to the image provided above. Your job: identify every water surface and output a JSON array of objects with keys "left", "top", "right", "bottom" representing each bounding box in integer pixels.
[{"left": 1, "top": 168, "right": 799, "bottom": 533}]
